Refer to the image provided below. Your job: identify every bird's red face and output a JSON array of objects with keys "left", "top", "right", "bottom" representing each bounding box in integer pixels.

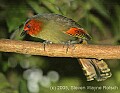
[{"left": 22, "top": 19, "right": 42, "bottom": 36}]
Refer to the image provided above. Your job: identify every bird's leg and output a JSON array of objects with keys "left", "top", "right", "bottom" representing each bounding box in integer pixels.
[
  {"left": 62, "top": 40, "right": 76, "bottom": 53},
  {"left": 43, "top": 40, "right": 53, "bottom": 51},
  {"left": 63, "top": 38, "right": 84, "bottom": 53},
  {"left": 64, "top": 40, "right": 71, "bottom": 53}
]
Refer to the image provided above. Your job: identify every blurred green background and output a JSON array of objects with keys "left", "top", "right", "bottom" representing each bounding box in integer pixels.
[{"left": 0, "top": 0, "right": 120, "bottom": 93}]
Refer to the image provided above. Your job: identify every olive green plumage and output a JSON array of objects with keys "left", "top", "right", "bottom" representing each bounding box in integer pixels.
[{"left": 26, "top": 13, "right": 91, "bottom": 43}]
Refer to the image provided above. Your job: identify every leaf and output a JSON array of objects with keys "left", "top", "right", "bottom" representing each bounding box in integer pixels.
[
  {"left": 41, "top": 0, "right": 63, "bottom": 14},
  {"left": 89, "top": 0, "right": 110, "bottom": 19},
  {"left": 88, "top": 14, "right": 107, "bottom": 36},
  {"left": 19, "top": 79, "right": 29, "bottom": 93},
  {"left": 6, "top": 4, "right": 27, "bottom": 32},
  {"left": 27, "top": 0, "right": 49, "bottom": 14},
  {"left": 0, "top": 73, "right": 10, "bottom": 89},
  {"left": 111, "top": 5, "right": 120, "bottom": 40}
]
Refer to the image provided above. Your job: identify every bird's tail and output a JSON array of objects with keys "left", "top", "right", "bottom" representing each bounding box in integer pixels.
[{"left": 78, "top": 58, "right": 112, "bottom": 81}]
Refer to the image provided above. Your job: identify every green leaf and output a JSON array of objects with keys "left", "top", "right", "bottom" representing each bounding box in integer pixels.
[
  {"left": 0, "top": 73, "right": 10, "bottom": 89},
  {"left": 41, "top": 0, "right": 63, "bottom": 14},
  {"left": 19, "top": 79, "right": 29, "bottom": 93},
  {"left": 111, "top": 5, "right": 120, "bottom": 40},
  {"left": 6, "top": 4, "right": 27, "bottom": 32},
  {"left": 89, "top": 0, "right": 110, "bottom": 19},
  {"left": 88, "top": 14, "right": 107, "bottom": 36},
  {"left": 27, "top": 0, "right": 49, "bottom": 14}
]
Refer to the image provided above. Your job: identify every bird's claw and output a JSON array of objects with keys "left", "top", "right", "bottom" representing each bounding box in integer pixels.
[
  {"left": 43, "top": 40, "right": 53, "bottom": 51},
  {"left": 62, "top": 40, "right": 75, "bottom": 53}
]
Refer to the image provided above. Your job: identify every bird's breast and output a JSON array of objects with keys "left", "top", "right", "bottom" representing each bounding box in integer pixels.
[{"left": 33, "top": 20, "right": 76, "bottom": 43}]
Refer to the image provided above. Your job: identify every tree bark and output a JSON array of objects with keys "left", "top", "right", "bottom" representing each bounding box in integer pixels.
[{"left": 0, "top": 39, "right": 120, "bottom": 59}]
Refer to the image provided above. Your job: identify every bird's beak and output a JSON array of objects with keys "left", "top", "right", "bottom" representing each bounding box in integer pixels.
[{"left": 20, "top": 30, "right": 27, "bottom": 37}]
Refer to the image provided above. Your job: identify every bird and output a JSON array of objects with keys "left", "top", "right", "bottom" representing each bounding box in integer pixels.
[{"left": 21, "top": 13, "right": 112, "bottom": 81}]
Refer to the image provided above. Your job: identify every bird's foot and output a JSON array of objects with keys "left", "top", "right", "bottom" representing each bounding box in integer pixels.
[
  {"left": 62, "top": 40, "right": 75, "bottom": 53},
  {"left": 43, "top": 40, "right": 53, "bottom": 51}
]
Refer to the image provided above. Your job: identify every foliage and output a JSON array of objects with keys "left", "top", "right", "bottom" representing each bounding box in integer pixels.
[{"left": 0, "top": 0, "right": 120, "bottom": 93}]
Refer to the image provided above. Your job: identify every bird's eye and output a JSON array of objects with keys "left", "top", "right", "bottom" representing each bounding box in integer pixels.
[{"left": 27, "top": 24, "right": 31, "bottom": 28}]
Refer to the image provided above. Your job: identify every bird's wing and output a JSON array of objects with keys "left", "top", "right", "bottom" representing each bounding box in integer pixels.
[{"left": 64, "top": 27, "right": 91, "bottom": 40}]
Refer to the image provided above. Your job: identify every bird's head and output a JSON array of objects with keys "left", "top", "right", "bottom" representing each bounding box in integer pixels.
[{"left": 21, "top": 19, "right": 42, "bottom": 36}]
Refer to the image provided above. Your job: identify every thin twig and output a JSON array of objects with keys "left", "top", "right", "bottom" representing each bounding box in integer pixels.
[{"left": 0, "top": 39, "right": 120, "bottom": 59}]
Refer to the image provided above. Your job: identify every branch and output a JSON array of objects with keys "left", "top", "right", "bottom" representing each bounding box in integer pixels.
[{"left": 0, "top": 39, "right": 120, "bottom": 59}]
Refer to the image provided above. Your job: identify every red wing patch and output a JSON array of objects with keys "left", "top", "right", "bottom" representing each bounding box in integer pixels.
[
  {"left": 66, "top": 27, "right": 86, "bottom": 36},
  {"left": 66, "top": 27, "right": 91, "bottom": 40}
]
